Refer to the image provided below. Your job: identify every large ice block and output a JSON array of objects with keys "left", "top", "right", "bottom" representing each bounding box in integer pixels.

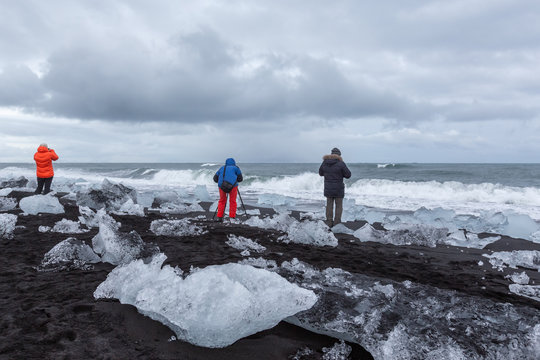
[
  {"left": 38, "top": 237, "right": 100, "bottom": 272},
  {"left": 92, "top": 219, "right": 159, "bottom": 265},
  {"left": 19, "top": 195, "right": 64, "bottom": 215},
  {"left": 0, "top": 176, "right": 28, "bottom": 188},
  {"left": 245, "top": 213, "right": 338, "bottom": 247},
  {"left": 76, "top": 178, "right": 137, "bottom": 211},
  {"left": 94, "top": 254, "right": 318, "bottom": 348}
]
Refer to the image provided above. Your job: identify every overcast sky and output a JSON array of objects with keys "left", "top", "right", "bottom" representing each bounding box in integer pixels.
[{"left": 1, "top": 0, "right": 539, "bottom": 163}]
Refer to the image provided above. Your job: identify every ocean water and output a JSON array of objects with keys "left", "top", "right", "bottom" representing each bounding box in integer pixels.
[{"left": 2, "top": 162, "right": 540, "bottom": 220}]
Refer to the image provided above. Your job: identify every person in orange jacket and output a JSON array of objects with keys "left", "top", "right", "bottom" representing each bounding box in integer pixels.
[{"left": 34, "top": 143, "right": 59, "bottom": 195}]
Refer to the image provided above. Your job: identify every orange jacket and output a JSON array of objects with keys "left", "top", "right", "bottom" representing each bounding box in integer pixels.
[{"left": 34, "top": 146, "right": 59, "bottom": 178}]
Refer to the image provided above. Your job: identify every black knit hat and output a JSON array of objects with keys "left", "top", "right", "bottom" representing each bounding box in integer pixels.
[{"left": 331, "top": 147, "right": 341, "bottom": 156}]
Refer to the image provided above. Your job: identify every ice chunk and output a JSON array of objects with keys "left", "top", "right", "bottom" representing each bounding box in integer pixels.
[
  {"left": 153, "top": 191, "right": 181, "bottom": 206},
  {"left": 353, "top": 224, "right": 384, "bottom": 242},
  {"left": 150, "top": 219, "right": 207, "bottom": 236},
  {"left": 354, "top": 223, "right": 448, "bottom": 247},
  {"left": 509, "top": 284, "right": 540, "bottom": 302},
  {"left": 483, "top": 250, "right": 540, "bottom": 271},
  {"left": 501, "top": 213, "right": 539, "bottom": 240},
  {"left": 290, "top": 347, "right": 315, "bottom": 359},
  {"left": 506, "top": 272, "right": 529, "bottom": 285},
  {"left": 446, "top": 230, "right": 500, "bottom": 249},
  {"left": 0, "top": 213, "right": 17, "bottom": 239},
  {"left": 0, "top": 176, "right": 28, "bottom": 188},
  {"left": 38, "top": 225, "right": 51, "bottom": 233},
  {"left": 19, "top": 195, "right": 64, "bottom": 215},
  {"left": 322, "top": 340, "right": 352, "bottom": 360},
  {"left": 92, "top": 220, "right": 158, "bottom": 265},
  {"left": 0, "top": 196, "right": 17, "bottom": 211},
  {"left": 226, "top": 235, "right": 266, "bottom": 253},
  {"left": 158, "top": 202, "right": 204, "bottom": 214},
  {"left": 50, "top": 219, "right": 89, "bottom": 234},
  {"left": 94, "top": 254, "right": 318, "bottom": 348},
  {"left": 280, "top": 259, "right": 540, "bottom": 360},
  {"left": 113, "top": 199, "right": 145, "bottom": 216},
  {"left": 257, "top": 194, "right": 297, "bottom": 208},
  {"left": 331, "top": 223, "right": 354, "bottom": 235},
  {"left": 194, "top": 185, "right": 211, "bottom": 202},
  {"left": 0, "top": 188, "right": 12, "bottom": 196},
  {"left": 37, "top": 237, "right": 100, "bottom": 272},
  {"left": 136, "top": 191, "right": 155, "bottom": 208},
  {"left": 246, "top": 208, "right": 261, "bottom": 216},
  {"left": 245, "top": 214, "right": 338, "bottom": 247},
  {"left": 76, "top": 178, "right": 137, "bottom": 211},
  {"left": 238, "top": 257, "right": 278, "bottom": 270},
  {"left": 78, "top": 207, "right": 115, "bottom": 228}
]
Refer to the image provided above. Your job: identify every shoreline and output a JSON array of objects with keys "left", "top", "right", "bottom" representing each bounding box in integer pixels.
[{"left": 1, "top": 190, "right": 539, "bottom": 358}]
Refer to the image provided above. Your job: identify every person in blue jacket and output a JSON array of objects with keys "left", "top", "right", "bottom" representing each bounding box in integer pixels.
[
  {"left": 319, "top": 147, "right": 351, "bottom": 227},
  {"left": 213, "top": 158, "right": 243, "bottom": 221}
]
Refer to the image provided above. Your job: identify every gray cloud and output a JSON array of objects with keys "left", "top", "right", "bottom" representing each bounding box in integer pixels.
[
  {"left": 0, "top": 0, "right": 539, "bottom": 139},
  {"left": 0, "top": 28, "right": 428, "bottom": 122}
]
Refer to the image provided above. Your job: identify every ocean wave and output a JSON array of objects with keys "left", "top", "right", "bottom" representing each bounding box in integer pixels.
[
  {"left": 2, "top": 165, "right": 540, "bottom": 219},
  {"left": 377, "top": 163, "right": 396, "bottom": 168}
]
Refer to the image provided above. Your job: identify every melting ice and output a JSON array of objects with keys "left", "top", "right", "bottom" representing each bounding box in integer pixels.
[
  {"left": 94, "top": 253, "right": 318, "bottom": 348},
  {"left": 246, "top": 257, "right": 540, "bottom": 360},
  {"left": 0, "top": 213, "right": 17, "bottom": 239},
  {"left": 19, "top": 195, "right": 64, "bottom": 215},
  {"left": 244, "top": 213, "right": 338, "bottom": 247},
  {"left": 150, "top": 219, "right": 207, "bottom": 236},
  {"left": 38, "top": 237, "right": 100, "bottom": 272},
  {"left": 92, "top": 217, "right": 159, "bottom": 265}
]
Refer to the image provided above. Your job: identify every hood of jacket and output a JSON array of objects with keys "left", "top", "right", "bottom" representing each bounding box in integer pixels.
[
  {"left": 323, "top": 154, "right": 343, "bottom": 163},
  {"left": 225, "top": 158, "right": 236, "bottom": 166},
  {"left": 37, "top": 146, "right": 49, "bottom": 153}
]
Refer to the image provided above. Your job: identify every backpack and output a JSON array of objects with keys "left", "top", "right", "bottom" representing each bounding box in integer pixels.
[{"left": 219, "top": 165, "right": 237, "bottom": 193}]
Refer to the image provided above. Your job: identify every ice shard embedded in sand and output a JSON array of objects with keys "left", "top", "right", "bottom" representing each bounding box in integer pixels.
[
  {"left": 94, "top": 253, "right": 318, "bottom": 348},
  {"left": 92, "top": 218, "right": 159, "bottom": 265},
  {"left": 38, "top": 237, "right": 100, "bottom": 272}
]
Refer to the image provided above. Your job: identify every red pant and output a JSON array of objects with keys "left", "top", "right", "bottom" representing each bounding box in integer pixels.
[{"left": 217, "top": 187, "right": 238, "bottom": 218}]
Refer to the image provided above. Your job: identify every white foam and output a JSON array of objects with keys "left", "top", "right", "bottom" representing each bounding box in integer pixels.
[{"left": 94, "top": 253, "right": 318, "bottom": 348}]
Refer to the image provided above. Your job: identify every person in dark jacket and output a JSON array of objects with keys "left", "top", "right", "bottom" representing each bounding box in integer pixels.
[
  {"left": 319, "top": 147, "right": 351, "bottom": 227},
  {"left": 213, "top": 158, "right": 243, "bottom": 221}
]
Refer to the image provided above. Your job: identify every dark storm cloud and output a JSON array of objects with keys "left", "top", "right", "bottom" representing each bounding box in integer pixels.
[{"left": 0, "top": 28, "right": 427, "bottom": 122}]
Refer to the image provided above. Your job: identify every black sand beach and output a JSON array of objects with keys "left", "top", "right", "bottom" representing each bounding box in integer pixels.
[{"left": 1, "top": 191, "right": 539, "bottom": 359}]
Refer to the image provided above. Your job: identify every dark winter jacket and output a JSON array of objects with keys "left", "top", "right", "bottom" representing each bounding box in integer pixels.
[
  {"left": 319, "top": 154, "right": 351, "bottom": 198},
  {"left": 213, "top": 158, "right": 243, "bottom": 189}
]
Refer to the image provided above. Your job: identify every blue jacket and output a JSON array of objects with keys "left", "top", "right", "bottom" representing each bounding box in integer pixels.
[{"left": 213, "top": 158, "right": 243, "bottom": 189}]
